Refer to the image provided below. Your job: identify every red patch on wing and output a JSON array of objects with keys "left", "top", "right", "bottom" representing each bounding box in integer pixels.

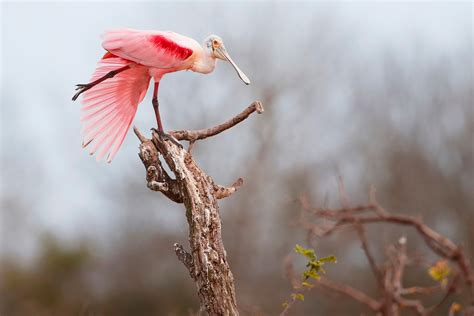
[
  {"left": 102, "top": 51, "right": 117, "bottom": 59},
  {"left": 149, "top": 35, "right": 193, "bottom": 60}
]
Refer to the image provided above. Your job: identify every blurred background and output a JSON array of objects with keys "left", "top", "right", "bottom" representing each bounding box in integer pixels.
[{"left": 1, "top": 1, "right": 472, "bottom": 315}]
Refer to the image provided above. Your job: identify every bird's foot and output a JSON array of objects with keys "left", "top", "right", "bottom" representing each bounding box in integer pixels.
[
  {"left": 151, "top": 128, "right": 183, "bottom": 149},
  {"left": 72, "top": 83, "right": 92, "bottom": 101}
]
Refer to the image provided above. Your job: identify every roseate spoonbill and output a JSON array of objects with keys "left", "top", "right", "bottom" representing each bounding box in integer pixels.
[{"left": 72, "top": 28, "right": 250, "bottom": 162}]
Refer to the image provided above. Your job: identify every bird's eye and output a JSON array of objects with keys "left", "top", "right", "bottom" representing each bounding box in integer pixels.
[{"left": 212, "top": 40, "right": 220, "bottom": 47}]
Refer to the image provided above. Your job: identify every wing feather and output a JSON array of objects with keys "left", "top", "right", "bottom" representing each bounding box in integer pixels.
[
  {"left": 102, "top": 28, "right": 196, "bottom": 69},
  {"left": 80, "top": 56, "right": 150, "bottom": 162}
]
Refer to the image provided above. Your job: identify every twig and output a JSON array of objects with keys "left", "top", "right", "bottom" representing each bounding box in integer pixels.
[
  {"left": 318, "top": 277, "right": 382, "bottom": 312},
  {"left": 389, "top": 237, "right": 426, "bottom": 315},
  {"left": 170, "top": 101, "right": 264, "bottom": 141},
  {"left": 355, "top": 223, "right": 383, "bottom": 287},
  {"left": 213, "top": 178, "right": 243, "bottom": 199},
  {"left": 427, "top": 273, "right": 460, "bottom": 315},
  {"left": 400, "top": 286, "right": 440, "bottom": 296},
  {"left": 337, "top": 177, "right": 382, "bottom": 289}
]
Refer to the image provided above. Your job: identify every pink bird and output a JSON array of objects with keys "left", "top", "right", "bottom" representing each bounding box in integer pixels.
[{"left": 72, "top": 28, "right": 250, "bottom": 162}]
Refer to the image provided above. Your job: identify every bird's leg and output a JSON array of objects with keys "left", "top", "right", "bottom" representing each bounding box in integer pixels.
[
  {"left": 72, "top": 65, "right": 131, "bottom": 101},
  {"left": 152, "top": 82, "right": 164, "bottom": 133},
  {"left": 151, "top": 82, "right": 183, "bottom": 148}
]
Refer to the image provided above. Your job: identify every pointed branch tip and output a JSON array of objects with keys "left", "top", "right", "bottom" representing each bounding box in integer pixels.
[
  {"left": 214, "top": 178, "right": 244, "bottom": 199},
  {"left": 255, "top": 101, "right": 264, "bottom": 114},
  {"left": 232, "top": 177, "right": 244, "bottom": 188},
  {"left": 133, "top": 126, "right": 149, "bottom": 143}
]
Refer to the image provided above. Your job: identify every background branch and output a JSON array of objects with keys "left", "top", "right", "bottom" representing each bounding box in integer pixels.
[
  {"left": 318, "top": 277, "right": 382, "bottom": 312},
  {"left": 291, "top": 187, "right": 474, "bottom": 315}
]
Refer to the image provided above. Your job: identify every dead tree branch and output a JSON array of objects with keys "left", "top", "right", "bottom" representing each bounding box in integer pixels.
[
  {"left": 135, "top": 101, "right": 263, "bottom": 315},
  {"left": 313, "top": 206, "right": 474, "bottom": 305},
  {"left": 292, "top": 186, "right": 474, "bottom": 315},
  {"left": 170, "top": 101, "right": 264, "bottom": 142},
  {"left": 318, "top": 277, "right": 382, "bottom": 312}
]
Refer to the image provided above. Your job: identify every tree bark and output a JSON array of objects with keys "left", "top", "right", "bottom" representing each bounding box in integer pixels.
[{"left": 134, "top": 101, "right": 263, "bottom": 315}]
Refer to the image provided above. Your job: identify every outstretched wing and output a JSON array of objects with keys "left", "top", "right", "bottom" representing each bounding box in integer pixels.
[
  {"left": 80, "top": 55, "right": 151, "bottom": 162},
  {"left": 102, "top": 28, "right": 196, "bottom": 69}
]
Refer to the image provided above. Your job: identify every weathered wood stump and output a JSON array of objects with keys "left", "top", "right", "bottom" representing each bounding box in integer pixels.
[{"left": 134, "top": 101, "right": 263, "bottom": 315}]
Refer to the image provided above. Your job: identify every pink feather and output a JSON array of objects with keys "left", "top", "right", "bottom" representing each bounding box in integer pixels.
[
  {"left": 80, "top": 57, "right": 150, "bottom": 162},
  {"left": 102, "top": 29, "right": 196, "bottom": 69}
]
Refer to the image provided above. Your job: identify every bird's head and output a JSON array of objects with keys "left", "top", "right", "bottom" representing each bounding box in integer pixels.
[{"left": 204, "top": 35, "right": 250, "bottom": 85}]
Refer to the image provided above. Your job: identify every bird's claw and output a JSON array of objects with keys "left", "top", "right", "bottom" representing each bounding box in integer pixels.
[
  {"left": 75, "top": 83, "right": 89, "bottom": 90},
  {"left": 72, "top": 83, "right": 92, "bottom": 101},
  {"left": 151, "top": 128, "right": 183, "bottom": 149}
]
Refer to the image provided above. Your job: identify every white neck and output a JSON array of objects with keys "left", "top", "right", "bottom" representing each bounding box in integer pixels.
[{"left": 191, "top": 48, "right": 216, "bottom": 74}]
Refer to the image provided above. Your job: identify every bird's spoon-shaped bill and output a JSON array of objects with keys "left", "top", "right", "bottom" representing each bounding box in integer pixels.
[{"left": 217, "top": 47, "right": 251, "bottom": 85}]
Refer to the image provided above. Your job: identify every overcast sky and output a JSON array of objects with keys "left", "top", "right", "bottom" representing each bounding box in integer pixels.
[{"left": 1, "top": 1, "right": 472, "bottom": 259}]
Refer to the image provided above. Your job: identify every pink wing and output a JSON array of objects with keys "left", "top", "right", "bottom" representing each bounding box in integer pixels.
[
  {"left": 81, "top": 55, "right": 151, "bottom": 162},
  {"left": 102, "top": 28, "right": 195, "bottom": 69}
]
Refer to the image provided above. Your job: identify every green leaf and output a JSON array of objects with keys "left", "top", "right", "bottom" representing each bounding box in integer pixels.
[
  {"left": 294, "top": 244, "right": 305, "bottom": 254},
  {"left": 319, "top": 255, "right": 337, "bottom": 263},
  {"left": 295, "top": 244, "right": 316, "bottom": 261},
  {"left": 304, "top": 269, "right": 320, "bottom": 280},
  {"left": 291, "top": 293, "right": 305, "bottom": 301},
  {"left": 302, "top": 281, "right": 314, "bottom": 288},
  {"left": 308, "top": 260, "right": 322, "bottom": 271}
]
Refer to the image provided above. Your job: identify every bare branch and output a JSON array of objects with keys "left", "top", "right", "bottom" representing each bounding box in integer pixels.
[
  {"left": 400, "top": 286, "right": 440, "bottom": 296},
  {"left": 297, "top": 186, "right": 474, "bottom": 313},
  {"left": 214, "top": 178, "right": 243, "bottom": 199},
  {"left": 337, "top": 174, "right": 350, "bottom": 208},
  {"left": 312, "top": 204, "right": 375, "bottom": 217},
  {"left": 318, "top": 277, "right": 382, "bottom": 312},
  {"left": 337, "top": 177, "right": 382, "bottom": 289},
  {"left": 280, "top": 256, "right": 300, "bottom": 316},
  {"left": 369, "top": 185, "right": 389, "bottom": 216},
  {"left": 355, "top": 223, "right": 383, "bottom": 287},
  {"left": 133, "top": 125, "right": 148, "bottom": 143},
  {"left": 388, "top": 237, "right": 426, "bottom": 316},
  {"left": 313, "top": 205, "right": 473, "bottom": 303},
  {"left": 170, "top": 101, "right": 264, "bottom": 141}
]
